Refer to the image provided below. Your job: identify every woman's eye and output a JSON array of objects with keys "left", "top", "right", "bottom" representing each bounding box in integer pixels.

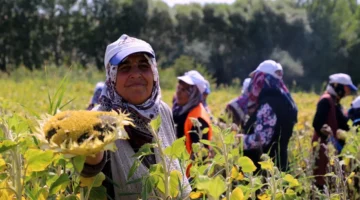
[
  {"left": 139, "top": 63, "right": 150, "bottom": 71},
  {"left": 117, "top": 65, "right": 131, "bottom": 72}
]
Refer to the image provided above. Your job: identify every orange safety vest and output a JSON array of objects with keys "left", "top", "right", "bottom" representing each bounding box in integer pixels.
[
  {"left": 184, "top": 103, "right": 212, "bottom": 177},
  {"left": 184, "top": 103, "right": 213, "bottom": 154}
]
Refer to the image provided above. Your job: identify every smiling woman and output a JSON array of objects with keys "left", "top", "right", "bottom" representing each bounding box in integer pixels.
[{"left": 81, "top": 34, "right": 191, "bottom": 199}]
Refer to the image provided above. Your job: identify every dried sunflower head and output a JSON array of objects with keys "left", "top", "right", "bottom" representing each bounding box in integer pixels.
[{"left": 35, "top": 110, "right": 133, "bottom": 157}]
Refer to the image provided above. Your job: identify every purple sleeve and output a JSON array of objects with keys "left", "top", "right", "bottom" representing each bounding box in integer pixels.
[{"left": 243, "top": 103, "right": 277, "bottom": 150}]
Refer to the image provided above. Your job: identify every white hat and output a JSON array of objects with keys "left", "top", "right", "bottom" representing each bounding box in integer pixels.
[
  {"left": 351, "top": 96, "right": 360, "bottom": 109},
  {"left": 250, "top": 60, "right": 283, "bottom": 79},
  {"left": 95, "top": 82, "right": 105, "bottom": 90},
  {"left": 241, "top": 78, "right": 251, "bottom": 94},
  {"left": 329, "top": 73, "right": 357, "bottom": 91},
  {"left": 177, "top": 70, "right": 207, "bottom": 93},
  {"left": 104, "top": 34, "right": 155, "bottom": 67}
]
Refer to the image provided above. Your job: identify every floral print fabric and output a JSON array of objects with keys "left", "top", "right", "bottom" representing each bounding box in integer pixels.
[{"left": 243, "top": 103, "right": 277, "bottom": 150}]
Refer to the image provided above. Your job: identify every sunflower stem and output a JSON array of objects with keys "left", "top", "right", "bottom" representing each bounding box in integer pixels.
[
  {"left": 149, "top": 126, "right": 170, "bottom": 198},
  {"left": 1, "top": 124, "right": 22, "bottom": 199}
]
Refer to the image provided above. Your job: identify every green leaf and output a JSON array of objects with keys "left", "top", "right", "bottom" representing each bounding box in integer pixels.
[
  {"left": 25, "top": 186, "right": 37, "bottom": 200},
  {"left": 72, "top": 155, "right": 86, "bottom": 174},
  {"left": 330, "top": 194, "right": 341, "bottom": 200},
  {"left": 150, "top": 115, "right": 162, "bottom": 132},
  {"left": 149, "top": 164, "right": 164, "bottom": 176},
  {"left": 80, "top": 172, "right": 106, "bottom": 188},
  {"left": 0, "top": 173, "right": 8, "bottom": 181},
  {"left": 132, "top": 143, "right": 155, "bottom": 158},
  {"left": 89, "top": 186, "right": 107, "bottom": 200},
  {"left": 169, "top": 170, "right": 181, "bottom": 197},
  {"left": 208, "top": 176, "right": 226, "bottom": 199},
  {"left": 238, "top": 185, "right": 253, "bottom": 200},
  {"left": 230, "top": 187, "right": 244, "bottom": 200},
  {"left": 230, "top": 148, "right": 240, "bottom": 158},
  {"left": 258, "top": 160, "right": 274, "bottom": 171},
  {"left": 283, "top": 174, "right": 299, "bottom": 188},
  {"left": 251, "top": 177, "right": 264, "bottom": 188},
  {"left": 7, "top": 114, "right": 30, "bottom": 134},
  {"left": 199, "top": 139, "right": 215, "bottom": 147},
  {"left": 24, "top": 149, "right": 54, "bottom": 173},
  {"left": 285, "top": 188, "right": 296, "bottom": 199},
  {"left": 164, "top": 137, "right": 190, "bottom": 160},
  {"left": 49, "top": 174, "right": 70, "bottom": 195},
  {"left": 127, "top": 159, "right": 141, "bottom": 180},
  {"left": 0, "top": 126, "right": 4, "bottom": 138},
  {"left": 213, "top": 154, "right": 225, "bottom": 165},
  {"left": 198, "top": 165, "right": 209, "bottom": 175},
  {"left": 196, "top": 175, "right": 226, "bottom": 199},
  {"left": 126, "top": 177, "right": 143, "bottom": 185},
  {"left": 202, "top": 128, "right": 209, "bottom": 134},
  {"left": 64, "top": 195, "right": 78, "bottom": 200},
  {"left": 0, "top": 140, "right": 17, "bottom": 153},
  {"left": 191, "top": 143, "right": 201, "bottom": 153},
  {"left": 142, "top": 176, "right": 155, "bottom": 200},
  {"left": 0, "top": 156, "right": 6, "bottom": 172},
  {"left": 224, "top": 133, "right": 235, "bottom": 144},
  {"left": 35, "top": 187, "right": 49, "bottom": 200},
  {"left": 238, "top": 156, "right": 257, "bottom": 173}
]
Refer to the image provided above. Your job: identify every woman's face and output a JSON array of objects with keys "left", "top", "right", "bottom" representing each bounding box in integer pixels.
[
  {"left": 115, "top": 53, "right": 154, "bottom": 105},
  {"left": 275, "top": 70, "right": 283, "bottom": 79},
  {"left": 176, "top": 81, "right": 191, "bottom": 106},
  {"left": 344, "top": 85, "right": 351, "bottom": 97}
]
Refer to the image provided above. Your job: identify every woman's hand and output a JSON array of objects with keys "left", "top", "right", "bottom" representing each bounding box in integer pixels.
[{"left": 85, "top": 151, "right": 104, "bottom": 165}]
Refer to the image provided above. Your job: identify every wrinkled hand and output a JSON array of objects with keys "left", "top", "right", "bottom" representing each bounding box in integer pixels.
[{"left": 320, "top": 124, "right": 333, "bottom": 136}]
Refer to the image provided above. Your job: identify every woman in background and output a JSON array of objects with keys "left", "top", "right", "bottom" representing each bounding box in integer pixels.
[
  {"left": 172, "top": 70, "right": 212, "bottom": 154},
  {"left": 312, "top": 73, "right": 357, "bottom": 189}
]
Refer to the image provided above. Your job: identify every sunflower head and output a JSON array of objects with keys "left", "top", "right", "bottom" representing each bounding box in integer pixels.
[{"left": 36, "top": 110, "right": 133, "bottom": 157}]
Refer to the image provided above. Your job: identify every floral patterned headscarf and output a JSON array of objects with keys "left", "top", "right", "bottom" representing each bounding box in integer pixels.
[
  {"left": 98, "top": 35, "right": 161, "bottom": 132},
  {"left": 237, "top": 71, "right": 297, "bottom": 116}
]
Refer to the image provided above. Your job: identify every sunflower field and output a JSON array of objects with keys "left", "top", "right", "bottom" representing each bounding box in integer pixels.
[{"left": 0, "top": 67, "right": 359, "bottom": 200}]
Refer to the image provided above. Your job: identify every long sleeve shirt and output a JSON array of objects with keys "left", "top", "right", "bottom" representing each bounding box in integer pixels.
[
  {"left": 243, "top": 103, "right": 277, "bottom": 150},
  {"left": 312, "top": 97, "right": 350, "bottom": 140}
]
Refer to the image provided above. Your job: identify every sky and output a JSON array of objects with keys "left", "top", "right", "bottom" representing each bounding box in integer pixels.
[{"left": 161, "top": 0, "right": 236, "bottom": 7}]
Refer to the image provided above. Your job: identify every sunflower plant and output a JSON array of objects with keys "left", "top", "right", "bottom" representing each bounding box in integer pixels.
[{"left": 0, "top": 108, "right": 133, "bottom": 200}]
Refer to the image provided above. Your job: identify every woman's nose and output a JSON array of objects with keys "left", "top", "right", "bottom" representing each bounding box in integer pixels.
[{"left": 129, "top": 65, "right": 142, "bottom": 78}]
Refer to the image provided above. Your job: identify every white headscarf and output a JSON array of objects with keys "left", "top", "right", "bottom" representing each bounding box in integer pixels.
[
  {"left": 98, "top": 35, "right": 162, "bottom": 132},
  {"left": 95, "top": 35, "right": 191, "bottom": 199}
]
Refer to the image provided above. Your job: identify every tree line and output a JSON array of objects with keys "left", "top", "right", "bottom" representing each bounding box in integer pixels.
[{"left": 1, "top": 0, "right": 360, "bottom": 89}]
